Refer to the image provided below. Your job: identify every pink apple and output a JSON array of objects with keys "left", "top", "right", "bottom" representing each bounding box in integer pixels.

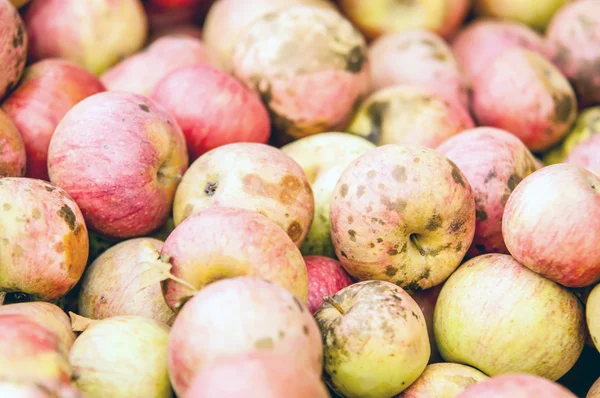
[
  {"left": 409, "top": 284, "right": 443, "bottom": 363},
  {"left": 2, "top": 59, "right": 105, "bottom": 181},
  {"left": 398, "top": 363, "right": 488, "bottom": 398},
  {"left": 167, "top": 277, "right": 322, "bottom": 396},
  {"left": 0, "top": 381, "right": 83, "bottom": 398},
  {"left": 0, "top": 108, "right": 25, "bottom": 177},
  {"left": 47, "top": 91, "right": 189, "bottom": 239},
  {"left": 456, "top": 374, "right": 577, "bottom": 398},
  {"left": 0, "top": 0, "right": 27, "bottom": 100},
  {"left": 304, "top": 255, "right": 354, "bottom": 314},
  {"left": 503, "top": 164, "right": 600, "bottom": 287},
  {"left": 151, "top": 65, "right": 271, "bottom": 161},
  {"left": 565, "top": 133, "right": 600, "bottom": 177},
  {"left": 437, "top": 127, "right": 539, "bottom": 257}
]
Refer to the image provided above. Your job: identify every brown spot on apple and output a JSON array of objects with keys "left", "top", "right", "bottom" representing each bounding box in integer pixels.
[
  {"left": 392, "top": 166, "right": 407, "bottom": 182},
  {"left": 32, "top": 208, "right": 42, "bottom": 220},
  {"left": 385, "top": 265, "right": 398, "bottom": 276},
  {"left": 254, "top": 337, "right": 275, "bottom": 350},
  {"left": 287, "top": 221, "right": 303, "bottom": 242},
  {"left": 425, "top": 214, "right": 442, "bottom": 231},
  {"left": 475, "top": 207, "right": 488, "bottom": 222},
  {"left": 554, "top": 94, "right": 573, "bottom": 122},
  {"left": 138, "top": 104, "right": 150, "bottom": 112},
  {"left": 507, "top": 173, "right": 522, "bottom": 191},
  {"left": 57, "top": 204, "right": 77, "bottom": 231},
  {"left": 2, "top": 203, "right": 10, "bottom": 210},
  {"left": 381, "top": 197, "right": 407, "bottom": 212},
  {"left": 356, "top": 185, "right": 366, "bottom": 198},
  {"left": 448, "top": 159, "right": 465, "bottom": 187},
  {"left": 54, "top": 241, "right": 65, "bottom": 253},
  {"left": 348, "top": 230, "right": 357, "bottom": 242},
  {"left": 340, "top": 184, "right": 349, "bottom": 198}
]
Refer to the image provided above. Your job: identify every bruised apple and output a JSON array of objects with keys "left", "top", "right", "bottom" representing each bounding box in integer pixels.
[
  {"left": 47, "top": 92, "right": 189, "bottom": 239},
  {"left": 0, "top": 109, "right": 26, "bottom": 177},
  {"left": 2, "top": 59, "right": 105, "bottom": 180},
  {"left": 304, "top": 256, "right": 354, "bottom": 314},
  {"left": 0, "top": 0, "right": 27, "bottom": 100},
  {"left": 330, "top": 145, "right": 475, "bottom": 292},
  {"left": 457, "top": 374, "right": 577, "bottom": 398},
  {"left": 167, "top": 277, "right": 322, "bottom": 396},
  {"left": 0, "top": 178, "right": 88, "bottom": 302},
  {"left": 398, "top": 363, "right": 488, "bottom": 398}
]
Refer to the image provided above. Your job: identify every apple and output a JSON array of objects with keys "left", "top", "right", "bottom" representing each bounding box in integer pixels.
[
  {"left": 589, "top": 377, "right": 600, "bottom": 398},
  {"left": 503, "top": 164, "right": 600, "bottom": 287},
  {"left": 586, "top": 283, "right": 600, "bottom": 352},
  {"left": 368, "top": 29, "right": 469, "bottom": 108},
  {"left": 232, "top": 6, "right": 370, "bottom": 145},
  {"left": 0, "top": 178, "right": 88, "bottom": 302},
  {"left": 472, "top": 0, "right": 569, "bottom": 31},
  {"left": 330, "top": 144, "right": 475, "bottom": 292},
  {"left": 24, "top": 0, "right": 148, "bottom": 75},
  {"left": 69, "top": 314, "right": 171, "bottom": 398},
  {"left": 151, "top": 65, "right": 271, "bottom": 161},
  {"left": 565, "top": 134, "right": 600, "bottom": 177},
  {"left": 78, "top": 238, "right": 175, "bottom": 326},
  {"left": 315, "top": 280, "right": 430, "bottom": 397},
  {"left": 148, "top": 24, "right": 204, "bottom": 43},
  {"left": 304, "top": 256, "right": 354, "bottom": 314},
  {"left": 2, "top": 59, "right": 105, "bottom": 181},
  {"left": 167, "top": 277, "right": 322, "bottom": 396},
  {"left": 0, "top": 381, "right": 84, "bottom": 398},
  {"left": 47, "top": 91, "right": 189, "bottom": 239},
  {"left": 185, "top": 352, "right": 331, "bottom": 398},
  {"left": 101, "top": 36, "right": 221, "bottom": 97},
  {"left": 0, "top": 108, "right": 26, "bottom": 177},
  {"left": 347, "top": 86, "right": 474, "bottom": 149},
  {"left": 434, "top": 253, "right": 585, "bottom": 381},
  {"left": 437, "top": 127, "right": 539, "bottom": 257},
  {"left": 456, "top": 374, "right": 577, "bottom": 398},
  {"left": 280, "top": 132, "right": 375, "bottom": 257},
  {"left": 398, "top": 363, "right": 488, "bottom": 398},
  {"left": 173, "top": 143, "right": 314, "bottom": 248},
  {"left": 0, "top": 0, "right": 27, "bottom": 100},
  {"left": 409, "top": 284, "right": 443, "bottom": 363}
]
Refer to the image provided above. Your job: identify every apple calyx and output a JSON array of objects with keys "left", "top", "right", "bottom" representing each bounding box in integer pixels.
[
  {"left": 410, "top": 234, "right": 426, "bottom": 256},
  {"left": 69, "top": 312, "right": 98, "bottom": 333},
  {"left": 323, "top": 296, "right": 345, "bottom": 315},
  {"left": 137, "top": 240, "right": 197, "bottom": 293}
]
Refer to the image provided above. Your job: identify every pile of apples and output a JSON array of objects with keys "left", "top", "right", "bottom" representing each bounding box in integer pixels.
[{"left": 0, "top": 0, "right": 599, "bottom": 397}]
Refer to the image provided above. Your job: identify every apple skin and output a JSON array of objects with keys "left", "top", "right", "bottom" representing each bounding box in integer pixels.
[
  {"left": 78, "top": 238, "right": 175, "bottom": 326},
  {"left": 47, "top": 91, "right": 189, "bottom": 239},
  {"left": 0, "top": 178, "right": 88, "bottom": 302},
  {"left": 173, "top": 143, "right": 314, "bottom": 248},
  {"left": 2, "top": 59, "right": 105, "bottom": 181},
  {"left": 368, "top": 29, "right": 469, "bottom": 108},
  {"left": 330, "top": 144, "right": 475, "bottom": 292},
  {"left": 409, "top": 284, "right": 443, "bottom": 363},
  {"left": 304, "top": 256, "right": 354, "bottom": 314},
  {"left": 437, "top": 127, "right": 539, "bottom": 258},
  {"left": 397, "top": 363, "right": 488, "bottom": 398},
  {"left": 69, "top": 315, "right": 172, "bottom": 398},
  {"left": 185, "top": 352, "right": 331, "bottom": 398},
  {"left": 503, "top": 164, "right": 600, "bottom": 287},
  {"left": 473, "top": 0, "right": 569, "bottom": 31},
  {"left": 589, "top": 377, "right": 600, "bottom": 398},
  {"left": 472, "top": 48, "right": 577, "bottom": 152},
  {"left": 565, "top": 134, "right": 600, "bottom": 177},
  {"left": 0, "top": 0, "right": 27, "bottom": 100},
  {"left": 0, "top": 108, "right": 26, "bottom": 177},
  {"left": 315, "top": 280, "right": 430, "bottom": 398},
  {"left": 586, "top": 283, "right": 600, "bottom": 352},
  {"left": 24, "top": 0, "right": 148, "bottom": 75},
  {"left": 280, "top": 132, "right": 375, "bottom": 257},
  {"left": 434, "top": 253, "right": 585, "bottom": 381},
  {"left": 101, "top": 36, "right": 221, "bottom": 97},
  {"left": 167, "top": 277, "right": 322, "bottom": 396},
  {"left": 151, "top": 65, "right": 271, "bottom": 161},
  {"left": 347, "top": 86, "right": 474, "bottom": 149},
  {"left": 158, "top": 207, "right": 308, "bottom": 311},
  {"left": 0, "top": 381, "right": 83, "bottom": 398},
  {"left": 456, "top": 374, "right": 577, "bottom": 398}
]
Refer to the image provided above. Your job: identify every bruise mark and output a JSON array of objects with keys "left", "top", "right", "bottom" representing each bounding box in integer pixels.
[
  {"left": 448, "top": 159, "right": 465, "bottom": 187},
  {"left": 303, "top": 325, "right": 310, "bottom": 335},
  {"left": 366, "top": 101, "right": 390, "bottom": 143},
  {"left": 348, "top": 230, "right": 357, "bottom": 242},
  {"left": 204, "top": 182, "right": 218, "bottom": 196},
  {"left": 425, "top": 213, "right": 443, "bottom": 231},
  {"left": 449, "top": 218, "right": 465, "bottom": 233},
  {"left": 392, "top": 166, "right": 407, "bottom": 182},
  {"left": 32, "top": 208, "right": 41, "bottom": 220},
  {"left": 54, "top": 241, "right": 65, "bottom": 253},
  {"left": 340, "top": 184, "right": 349, "bottom": 198},
  {"left": 411, "top": 311, "right": 420, "bottom": 320},
  {"left": 501, "top": 193, "right": 511, "bottom": 207},
  {"left": 387, "top": 248, "right": 398, "bottom": 256},
  {"left": 356, "top": 185, "right": 366, "bottom": 198},
  {"left": 367, "top": 170, "right": 377, "bottom": 178},
  {"left": 455, "top": 241, "right": 463, "bottom": 252},
  {"left": 475, "top": 207, "right": 488, "bottom": 222},
  {"left": 347, "top": 216, "right": 354, "bottom": 224},
  {"left": 368, "top": 242, "right": 375, "bottom": 248},
  {"left": 484, "top": 170, "right": 497, "bottom": 183},
  {"left": 138, "top": 104, "right": 150, "bottom": 112},
  {"left": 279, "top": 330, "right": 286, "bottom": 339},
  {"left": 287, "top": 221, "right": 303, "bottom": 242},
  {"left": 554, "top": 94, "right": 573, "bottom": 122},
  {"left": 380, "top": 196, "right": 407, "bottom": 212},
  {"left": 242, "top": 174, "right": 302, "bottom": 205},
  {"left": 57, "top": 205, "right": 77, "bottom": 232},
  {"left": 507, "top": 173, "right": 522, "bottom": 191},
  {"left": 385, "top": 265, "right": 398, "bottom": 276},
  {"left": 254, "top": 337, "right": 275, "bottom": 350},
  {"left": 346, "top": 46, "right": 366, "bottom": 73},
  {"left": 377, "top": 238, "right": 383, "bottom": 243}
]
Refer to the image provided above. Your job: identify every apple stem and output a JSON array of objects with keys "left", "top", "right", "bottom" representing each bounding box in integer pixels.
[
  {"left": 0, "top": 292, "right": 5, "bottom": 306},
  {"left": 323, "top": 296, "right": 345, "bottom": 315},
  {"left": 410, "top": 234, "right": 426, "bottom": 256}
]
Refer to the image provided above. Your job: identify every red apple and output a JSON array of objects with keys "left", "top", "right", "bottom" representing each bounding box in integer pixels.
[
  {"left": 185, "top": 352, "right": 331, "bottom": 398},
  {"left": 167, "top": 277, "right": 322, "bottom": 396},
  {"left": 503, "top": 164, "right": 600, "bottom": 287},
  {"left": 2, "top": 59, "right": 105, "bottom": 181},
  {"left": 0, "top": 108, "right": 26, "bottom": 177},
  {"left": 456, "top": 374, "right": 577, "bottom": 398},
  {"left": 304, "top": 255, "right": 354, "bottom": 314},
  {"left": 0, "top": 0, "right": 27, "bottom": 100},
  {"left": 565, "top": 134, "right": 600, "bottom": 177},
  {"left": 151, "top": 65, "right": 270, "bottom": 161},
  {"left": 47, "top": 91, "right": 189, "bottom": 239},
  {"left": 398, "top": 363, "right": 488, "bottom": 398}
]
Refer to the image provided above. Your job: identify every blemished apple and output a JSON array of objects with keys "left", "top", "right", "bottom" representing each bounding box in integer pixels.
[
  {"left": 304, "top": 256, "right": 354, "bottom": 314},
  {"left": 24, "top": 0, "right": 148, "bottom": 75},
  {"left": 2, "top": 58, "right": 105, "bottom": 181},
  {"left": 173, "top": 143, "right": 313, "bottom": 248},
  {"left": 315, "top": 280, "right": 430, "bottom": 398},
  {"left": 78, "top": 238, "right": 175, "bottom": 326},
  {"left": 330, "top": 144, "right": 475, "bottom": 292},
  {"left": 472, "top": 48, "right": 577, "bottom": 152},
  {"left": 589, "top": 377, "right": 600, "bottom": 398},
  {"left": 0, "top": 302, "right": 76, "bottom": 352},
  {"left": 280, "top": 132, "right": 375, "bottom": 257},
  {"left": 434, "top": 254, "right": 585, "bottom": 381},
  {"left": 456, "top": 373, "right": 577, "bottom": 398},
  {"left": 397, "top": 363, "right": 488, "bottom": 398},
  {"left": 101, "top": 35, "right": 221, "bottom": 97},
  {"left": 347, "top": 86, "right": 474, "bottom": 149},
  {"left": 69, "top": 315, "right": 171, "bottom": 398},
  {"left": 143, "top": 207, "right": 308, "bottom": 311},
  {"left": 586, "top": 283, "right": 600, "bottom": 352},
  {"left": 473, "top": 0, "right": 569, "bottom": 31},
  {"left": 503, "top": 164, "right": 600, "bottom": 287},
  {"left": 409, "top": 284, "right": 443, "bottom": 363},
  {"left": 47, "top": 91, "right": 189, "bottom": 239},
  {"left": 368, "top": 29, "right": 469, "bottom": 108},
  {"left": 185, "top": 352, "right": 331, "bottom": 398},
  {"left": 151, "top": 65, "right": 271, "bottom": 161},
  {"left": 437, "top": 127, "right": 539, "bottom": 257},
  {"left": 232, "top": 6, "right": 370, "bottom": 144},
  {"left": 0, "top": 178, "right": 88, "bottom": 302},
  {"left": 0, "top": 0, "right": 27, "bottom": 100},
  {"left": 0, "top": 108, "right": 26, "bottom": 177},
  {"left": 167, "top": 277, "right": 323, "bottom": 396}
]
